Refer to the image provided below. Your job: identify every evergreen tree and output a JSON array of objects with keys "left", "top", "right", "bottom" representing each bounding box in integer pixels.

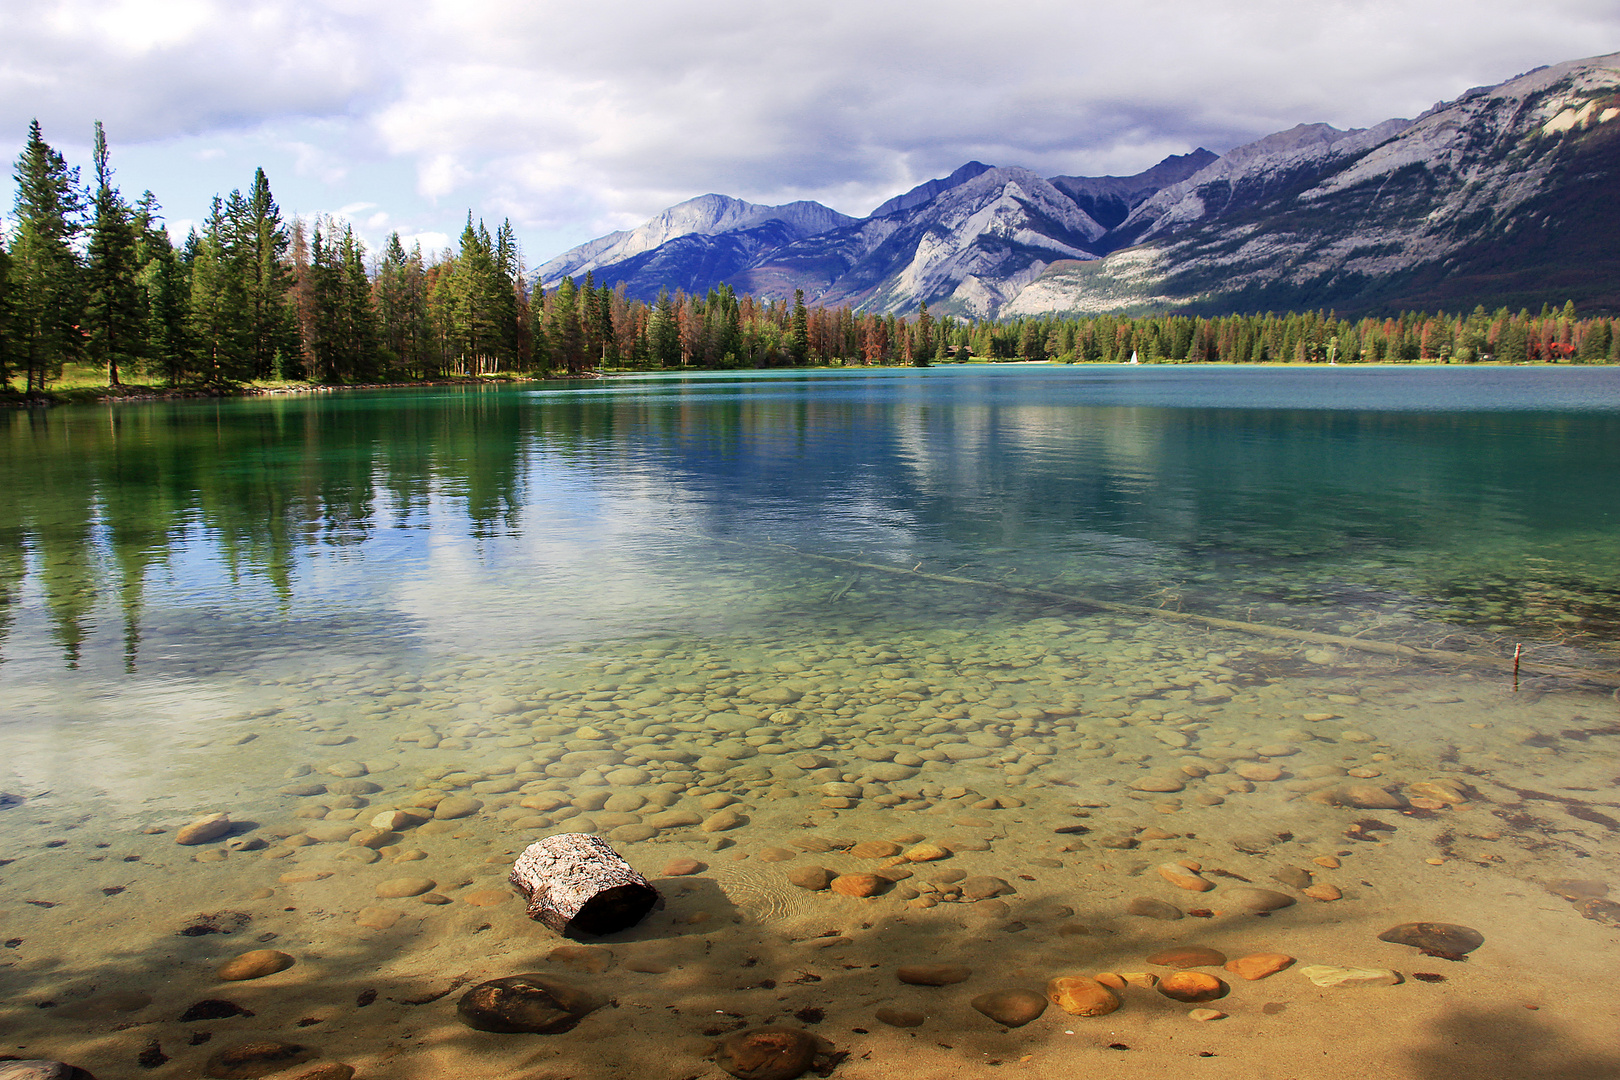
[
  {"left": 133, "top": 193, "right": 191, "bottom": 383},
  {"left": 0, "top": 241, "right": 16, "bottom": 387},
  {"left": 10, "top": 120, "right": 86, "bottom": 393},
  {"left": 788, "top": 289, "right": 809, "bottom": 365},
  {"left": 375, "top": 232, "right": 430, "bottom": 377},
  {"left": 913, "top": 301, "right": 933, "bottom": 366},
  {"left": 85, "top": 123, "right": 145, "bottom": 387},
  {"left": 232, "top": 169, "right": 299, "bottom": 380},
  {"left": 187, "top": 199, "right": 250, "bottom": 384},
  {"left": 648, "top": 287, "right": 680, "bottom": 368},
  {"left": 528, "top": 281, "right": 551, "bottom": 372},
  {"left": 550, "top": 276, "right": 587, "bottom": 372}
]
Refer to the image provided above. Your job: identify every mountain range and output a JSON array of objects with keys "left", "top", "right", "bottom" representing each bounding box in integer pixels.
[{"left": 536, "top": 52, "right": 1620, "bottom": 318}]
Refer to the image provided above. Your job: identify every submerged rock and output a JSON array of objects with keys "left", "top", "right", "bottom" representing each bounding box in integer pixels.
[
  {"left": 715, "top": 1027, "right": 831, "bottom": 1080},
  {"left": 204, "top": 1041, "right": 315, "bottom": 1079},
  {"left": 1299, "top": 965, "right": 1400, "bottom": 988},
  {"left": 216, "top": 950, "right": 294, "bottom": 982},
  {"left": 177, "top": 813, "right": 233, "bottom": 845},
  {"left": 1377, "top": 922, "right": 1484, "bottom": 960},
  {"left": 970, "top": 988, "right": 1047, "bottom": 1027},
  {"left": 1046, "top": 976, "right": 1120, "bottom": 1016},
  {"left": 1157, "top": 971, "right": 1227, "bottom": 1002},
  {"left": 456, "top": 974, "right": 604, "bottom": 1033}
]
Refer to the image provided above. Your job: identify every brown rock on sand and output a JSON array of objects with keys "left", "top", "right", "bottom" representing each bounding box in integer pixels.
[
  {"left": 1376, "top": 922, "right": 1484, "bottom": 959},
  {"left": 787, "top": 866, "right": 834, "bottom": 891},
  {"left": 1157, "top": 971, "right": 1227, "bottom": 1003},
  {"left": 203, "top": 1041, "right": 315, "bottom": 1079},
  {"left": 716, "top": 1027, "right": 831, "bottom": 1080},
  {"left": 830, "top": 873, "right": 886, "bottom": 898},
  {"left": 177, "top": 814, "right": 233, "bottom": 846},
  {"left": 1224, "top": 953, "right": 1295, "bottom": 980},
  {"left": 217, "top": 950, "right": 294, "bottom": 982},
  {"left": 1126, "top": 897, "right": 1184, "bottom": 920},
  {"left": 1146, "top": 946, "right": 1227, "bottom": 968},
  {"left": 1221, "top": 887, "right": 1295, "bottom": 913},
  {"left": 1046, "top": 976, "right": 1121, "bottom": 1016},
  {"left": 970, "top": 989, "right": 1047, "bottom": 1027},
  {"left": 875, "top": 1006, "right": 925, "bottom": 1027},
  {"left": 1156, "top": 863, "right": 1214, "bottom": 892},
  {"left": 661, "top": 858, "right": 706, "bottom": 877},
  {"left": 897, "top": 964, "right": 972, "bottom": 986}
]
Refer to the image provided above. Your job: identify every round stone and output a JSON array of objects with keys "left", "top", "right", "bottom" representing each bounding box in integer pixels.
[
  {"left": 896, "top": 964, "right": 971, "bottom": 986},
  {"left": 1126, "top": 897, "right": 1184, "bottom": 920},
  {"left": 375, "top": 877, "right": 436, "bottom": 898},
  {"left": 1224, "top": 953, "right": 1295, "bottom": 980},
  {"left": 715, "top": 1027, "right": 823, "bottom": 1080},
  {"left": 456, "top": 974, "right": 604, "bottom": 1033},
  {"left": 433, "top": 796, "right": 484, "bottom": 820},
  {"left": 1156, "top": 863, "right": 1213, "bottom": 891},
  {"left": 830, "top": 873, "right": 886, "bottom": 898},
  {"left": 1376, "top": 922, "right": 1484, "bottom": 959},
  {"left": 788, "top": 866, "right": 834, "bottom": 891},
  {"left": 1046, "top": 976, "right": 1120, "bottom": 1016},
  {"left": 216, "top": 950, "right": 294, "bottom": 982},
  {"left": 1146, "top": 946, "right": 1227, "bottom": 968},
  {"left": 874, "top": 1006, "right": 925, "bottom": 1028},
  {"left": 660, "top": 857, "right": 705, "bottom": 877},
  {"left": 1222, "top": 887, "right": 1295, "bottom": 912},
  {"left": 203, "top": 1041, "right": 314, "bottom": 1079},
  {"left": 176, "top": 814, "right": 233, "bottom": 846},
  {"left": 970, "top": 988, "right": 1047, "bottom": 1027},
  {"left": 903, "top": 843, "right": 951, "bottom": 862},
  {"left": 1157, "top": 971, "right": 1227, "bottom": 1003}
]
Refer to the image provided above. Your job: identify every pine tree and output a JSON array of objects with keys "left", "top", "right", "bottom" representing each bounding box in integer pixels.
[
  {"left": 0, "top": 242, "right": 16, "bottom": 388},
  {"left": 232, "top": 169, "right": 299, "bottom": 380},
  {"left": 133, "top": 192, "right": 191, "bottom": 384},
  {"left": 187, "top": 198, "right": 250, "bottom": 384},
  {"left": 550, "top": 276, "right": 587, "bottom": 372},
  {"left": 788, "top": 289, "right": 809, "bottom": 365},
  {"left": 375, "top": 232, "right": 430, "bottom": 376},
  {"left": 10, "top": 120, "right": 86, "bottom": 393},
  {"left": 84, "top": 122, "right": 145, "bottom": 387},
  {"left": 913, "top": 301, "right": 933, "bottom": 367},
  {"left": 648, "top": 287, "right": 679, "bottom": 368}
]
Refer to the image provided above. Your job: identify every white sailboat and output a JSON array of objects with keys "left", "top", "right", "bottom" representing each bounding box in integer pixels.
[{"left": 1128, "top": 350, "right": 1139, "bottom": 365}]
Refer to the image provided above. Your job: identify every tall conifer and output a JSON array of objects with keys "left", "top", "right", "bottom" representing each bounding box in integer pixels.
[
  {"left": 85, "top": 122, "right": 144, "bottom": 386},
  {"left": 11, "top": 120, "right": 85, "bottom": 393}
]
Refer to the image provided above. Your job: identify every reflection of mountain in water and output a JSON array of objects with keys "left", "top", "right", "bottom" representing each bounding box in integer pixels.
[{"left": 2, "top": 374, "right": 1618, "bottom": 671}]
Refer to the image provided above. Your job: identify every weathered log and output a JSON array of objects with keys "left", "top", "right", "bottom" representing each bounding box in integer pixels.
[{"left": 509, "top": 833, "right": 660, "bottom": 936}]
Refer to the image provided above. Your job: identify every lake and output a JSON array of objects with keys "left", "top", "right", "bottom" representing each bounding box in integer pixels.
[{"left": 3, "top": 364, "right": 1619, "bottom": 1079}]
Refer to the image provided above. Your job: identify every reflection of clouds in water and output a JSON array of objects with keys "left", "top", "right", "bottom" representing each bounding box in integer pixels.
[{"left": 0, "top": 677, "right": 256, "bottom": 821}]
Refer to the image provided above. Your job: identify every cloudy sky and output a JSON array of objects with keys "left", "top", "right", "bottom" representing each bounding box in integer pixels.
[{"left": 2, "top": 0, "right": 1616, "bottom": 264}]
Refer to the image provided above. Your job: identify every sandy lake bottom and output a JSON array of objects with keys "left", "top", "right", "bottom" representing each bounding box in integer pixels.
[{"left": 4, "top": 586, "right": 1619, "bottom": 1080}]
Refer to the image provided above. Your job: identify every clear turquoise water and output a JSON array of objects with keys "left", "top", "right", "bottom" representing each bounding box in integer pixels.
[
  {"left": 3, "top": 364, "right": 1620, "bottom": 1079},
  {"left": 4, "top": 365, "right": 1617, "bottom": 680}
]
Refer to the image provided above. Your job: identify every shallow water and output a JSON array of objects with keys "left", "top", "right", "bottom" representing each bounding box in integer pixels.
[{"left": 2, "top": 365, "right": 1620, "bottom": 1080}]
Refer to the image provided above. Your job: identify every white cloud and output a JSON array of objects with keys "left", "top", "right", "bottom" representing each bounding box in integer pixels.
[{"left": 3, "top": 0, "right": 1618, "bottom": 262}]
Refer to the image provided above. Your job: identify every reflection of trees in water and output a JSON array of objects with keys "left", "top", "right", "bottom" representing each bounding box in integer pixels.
[
  {"left": 0, "top": 388, "right": 542, "bottom": 669},
  {"left": 3, "top": 385, "right": 1618, "bottom": 669}
]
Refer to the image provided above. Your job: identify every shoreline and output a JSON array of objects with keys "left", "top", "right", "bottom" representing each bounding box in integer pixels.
[{"left": 3, "top": 359, "right": 1611, "bottom": 408}]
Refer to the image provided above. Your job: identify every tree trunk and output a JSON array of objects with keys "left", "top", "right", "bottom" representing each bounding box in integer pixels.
[{"left": 509, "top": 833, "right": 661, "bottom": 937}]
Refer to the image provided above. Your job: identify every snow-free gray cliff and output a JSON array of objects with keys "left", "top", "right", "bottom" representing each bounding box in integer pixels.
[{"left": 538, "top": 52, "right": 1620, "bottom": 317}]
